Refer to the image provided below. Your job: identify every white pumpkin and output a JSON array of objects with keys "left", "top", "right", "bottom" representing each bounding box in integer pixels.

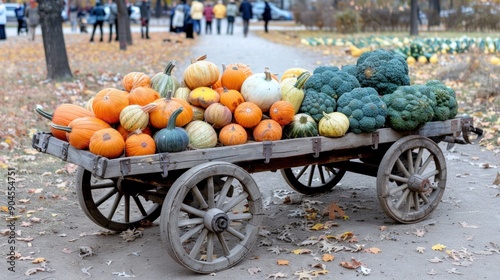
[
  {"left": 318, "top": 112, "right": 349, "bottom": 137},
  {"left": 184, "top": 120, "right": 218, "bottom": 149},
  {"left": 240, "top": 68, "right": 281, "bottom": 112}
]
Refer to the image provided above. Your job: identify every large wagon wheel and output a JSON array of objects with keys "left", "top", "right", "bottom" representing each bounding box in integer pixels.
[
  {"left": 161, "top": 162, "right": 263, "bottom": 274},
  {"left": 377, "top": 136, "right": 447, "bottom": 223},
  {"left": 76, "top": 167, "right": 163, "bottom": 231},
  {"left": 281, "top": 164, "right": 346, "bottom": 195}
]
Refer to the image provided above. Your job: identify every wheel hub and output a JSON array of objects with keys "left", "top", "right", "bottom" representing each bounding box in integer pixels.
[
  {"left": 204, "top": 208, "right": 229, "bottom": 233},
  {"left": 407, "top": 174, "right": 430, "bottom": 193}
]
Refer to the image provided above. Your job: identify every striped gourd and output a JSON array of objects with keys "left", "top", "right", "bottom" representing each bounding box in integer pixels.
[
  {"left": 119, "top": 103, "right": 157, "bottom": 132},
  {"left": 151, "top": 61, "right": 180, "bottom": 98}
]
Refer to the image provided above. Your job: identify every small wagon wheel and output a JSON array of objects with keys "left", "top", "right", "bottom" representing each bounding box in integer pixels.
[
  {"left": 76, "top": 167, "right": 163, "bottom": 231},
  {"left": 161, "top": 162, "right": 263, "bottom": 274},
  {"left": 280, "top": 164, "right": 346, "bottom": 195},
  {"left": 377, "top": 135, "right": 447, "bottom": 223}
]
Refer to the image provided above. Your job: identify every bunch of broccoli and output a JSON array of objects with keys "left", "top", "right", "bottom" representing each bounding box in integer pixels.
[{"left": 304, "top": 66, "right": 360, "bottom": 100}]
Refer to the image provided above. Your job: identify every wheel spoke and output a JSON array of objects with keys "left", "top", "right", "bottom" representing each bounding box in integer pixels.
[
  {"left": 295, "top": 166, "right": 308, "bottom": 179},
  {"left": 181, "top": 203, "right": 206, "bottom": 218},
  {"left": 107, "top": 192, "right": 123, "bottom": 220},
  {"left": 413, "top": 192, "right": 420, "bottom": 211},
  {"left": 226, "top": 226, "right": 245, "bottom": 240},
  {"left": 216, "top": 177, "right": 234, "bottom": 209},
  {"left": 307, "top": 165, "right": 316, "bottom": 186},
  {"left": 191, "top": 186, "right": 209, "bottom": 210},
  {"left": 417, "top": 155, "right": 434, "bottom": 175},
  {"left": 421, "top": 170, "right": 439, "bottom": 180},
  {"left": 419, "top": 192, "right": 430, "bottom": 204},
  {"left": 95, "top": 188, "right": 118, "bottom": 207},
  {"left": 388, "top": 174, "right": 409, "bottom": 184},
  {"left": 221, "top": 192, "right": 249, "bottom": 212},
  {"left": 180, "top": 224, "right": 204, "bottom": 243},
  {"left": 407, "top": 150, "right": 414, "bottom": 174},
  {"left": 404, "top": 192, "right": 412, "bottom": 213},
  {"left": 179, "top": 218, "right": 204, "bottom": 227},
  {"left": 217, "top": 233, "right": 231, "bottom": 256},
  {"left": 389, "top": 183, "right": 408, "bottom": 195},
  {"left": 91, "top": 181, "right": 115, "bottom": 189},
  {"left": 124, "top": 195, "right": 130, "bottom": 223},
  {"left": 207, "top": 177, "right": 215, "bottom": 208},
  {"left": 228, "top": 213, "right": 252, "bottom": 221},
  {"left": 133, "top": 196, "right": 148, "bottom": 217},
  {"left": 396, "top": 158, "right": 411, "bottom": 178},
  {"left": 414, "top": 148, "right": 424, "bottom": 171},
  {"left": 206, "top": 232, "right": 215, "bottom": 262},
  {"left": 395, "top": 188, "right": 410, "bottom": 209},
  {"left": 318, "top": 165, "right": 326, "bottom": 184},
  {"left": 189, "top": 228, "right": 208, "bottom": 259}
]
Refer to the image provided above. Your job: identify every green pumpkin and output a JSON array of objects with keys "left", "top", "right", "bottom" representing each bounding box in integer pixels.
[
  {"left": 283, "top": 113, "right": 318, "bottom": 139},
  {"left": 151, "top": 61, "right": 180, "bottom": 98},
  {"left": 154, "top": 107, "right": 189, "bottom": 152}
]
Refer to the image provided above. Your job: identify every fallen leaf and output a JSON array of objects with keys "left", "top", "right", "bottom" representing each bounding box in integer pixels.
[
  {"left": 311, "top": 269, "right": 329, "bottom": 276},
  {"left": 277, "top": 259, "right": 289, "bottom": 266},
  {"left": 323, "top": 203, "right": 345, "bottom": 219},
  {"left": 366, "top": 247, "right": 381, "bottom": 254},
  {"left": 428, "top": 257, "right": 443, "bottom": 263},
  {"left": 310, "top": 223, "right": 324, "bottom": 231},
  {"left": 112, "top": 271, "right": 135, "bottom": 277},
  {"left": 32, "top": 257, "right": 46, "bottom": 264},
  {"left": 428, "top": 269, "right": 438, "bottom": 275},
  {"left": 81, "top": 266, "right": 92, "bottom": 276},
  {"left": 413, "top": 228, "right": 426, "bottom": 237},
  {"left": 25, "top": 267, "right": 45, "bottom": 275},
  {"left": 292, "top": 248, "right": 312, "bottom": 255},
  {"left": 447, "top": 268, "right": 464, "bottom": 275},
  {"left": 293, "top": 269, "right": 314, "bottom": 280},
  {"left": 267, "top": 272, "right": 287, "bottom": 279},
  {"left": 432, "top": 244, "right": 446, "bottom": 251},
  {"left": 357, "top": 266, "right": 371, "bottom": 275},
  {"left": 322, "top": 253, "right": 334, "bottom": 262},
  {"left": 248, "top": 267, "right": 261, "bottom": 275},
  {"left": 416, "top": 247, "right": 426, "bottom": 253},
  {"left": 458, "top": 222, "right": 479, "bottom": 228},
  {"left": 379, "top": 226, "right": 387, "bottom": 231},
  {"left": 340, "top": 258, "right": 362, "bottom": 269},
  {"left": 62, "top": 248, "right": 72, "bottom": 254},
  {"left": 493, "top": 172, "right": 500, "bottom": 185}
]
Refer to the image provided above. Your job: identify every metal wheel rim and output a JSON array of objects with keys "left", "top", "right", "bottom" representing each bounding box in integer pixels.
[
  {"left": 160, "top": 162, "right": 263, "bottom": 274},
  {"left": 377, "top": 136, "right": 447, "bottom": 223},
  {"left": 76, "top": 167, "right": 162, "bottom": 231},
  {"left": 281, "top": 164, "right": 346, "bottom": 195}
]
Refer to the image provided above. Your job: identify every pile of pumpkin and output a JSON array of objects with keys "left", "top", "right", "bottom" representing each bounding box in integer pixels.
[{"left": 36, "top": 55, "right": 348, "bottom": 159}]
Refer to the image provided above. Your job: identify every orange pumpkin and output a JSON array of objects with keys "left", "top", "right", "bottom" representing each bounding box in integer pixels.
[
  {"left": 269, "top": 100, "right": 295, "bottom": 126},
  {"left": 123, "top": 72, "right": 151, "bottom": 92},
  {"left": 117, "top": 125, "right": 152, "bottom": 140},
  {"left": 51, "top": 117, "right": 111, "bottom": 149},
  {"left": 219, "top": 87, "right": 245, "bottom": 113},
  {"left": 183, "top": 55, "right": 220, "bottom": 90},
  {"left": 226, "top": 63, "right": 253, "bottom": 77},
  {"left": 36, "top": 104, "right": 95, "bottom": 141},
  {"left": 204, "top": 103, "right": 232, "bottom": 129},
  {"left": 221, "top": 65, "right": 248, "bottom": 91},
  {"left": 234, "top": 102, "right": 262, "bottom": 128},
  {"left": 149, "top": 91, "right": 193, "bottom": 129},
  {"left": 253, "top": 119, "right": 282, "bottom": 142},
  {"left": 219, "top": 123, "right": 248, "bottom": 146},
  {"left": 89, "top": 128, "right": 125, "bottom": 159},
  {"left": 128, "top": 87, "right": 161, "bottom": 106},
  {"left": 188, "top": 86, "right": 220, "bottom": 108},
  {"left": 92, "top": 88, "right": 129, "bottom": 124},
  {"left": 125, "top": 132, "right": 156, "bottom": 157}
]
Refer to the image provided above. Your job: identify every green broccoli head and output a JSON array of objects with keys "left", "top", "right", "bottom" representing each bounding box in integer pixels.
[
  {"left": 382, "top": 85, "right": 435, "bottom": 131},
  {"left": 299, "top": 89, "right": 336, "bottom": 122},
  {"left": 425, "top": 80, "right": 458, "bottom": 121},
  {"left": 356, "top": 49, "right": 410, "bottom": 95},
  {"left": 305, "top": 68, "right": 360, "bottom": 100},
  {"left": 337, "top": 87, "right": 387, "bottom": 133}
]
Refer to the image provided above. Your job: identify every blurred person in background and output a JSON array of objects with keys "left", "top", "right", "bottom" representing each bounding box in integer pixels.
[
  {"left": 225, "top": 0, "right": 237, "bottom": 35},
  {"left": 212, "top": 0, "right": 225, "bottom": 35},
  {"left": 108, "top": 0, "right": 118, "bottom": 41},
  {"left": 89, "top": 1, "right": 106, "bottom": 42},
  {"left": 262, "top": 0, "right": 271, "bottom": 33},
  {"left": 25, "top": 0, "right": 40, "bottom": 41},
  {"left": 15, "top": 2, "right": 27, "bottom": 36},
  {"left": 0, "top": 0, "right": 8, "bottom": 40},
  {"left": 239, "top": 0, "right": 252, "bottom": 37},
  {"left": 140, "top": 0, "right": 151, "bottom": 39},
  {"left": 203, "top": 1, "right": 213, "bottom": 34},
  {"left": 190, "top": 0, "right": 203, "bottom": 35},
  {"left": 69, "top": 2, "right": 79, "bottom": 32}
]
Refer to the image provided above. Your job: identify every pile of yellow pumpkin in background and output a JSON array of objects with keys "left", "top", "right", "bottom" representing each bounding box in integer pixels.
[{"left": 36, "top": 55, "right": 349, "bottom": 159}]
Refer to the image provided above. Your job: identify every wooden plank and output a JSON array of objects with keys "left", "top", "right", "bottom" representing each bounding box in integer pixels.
[{"left": 33, "top": 118, "right": 465, "bottom": 179}]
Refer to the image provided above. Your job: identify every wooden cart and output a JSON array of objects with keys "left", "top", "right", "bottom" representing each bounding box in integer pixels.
[{"left": 32, "top": 117, "right": 481, "bottom": 273}]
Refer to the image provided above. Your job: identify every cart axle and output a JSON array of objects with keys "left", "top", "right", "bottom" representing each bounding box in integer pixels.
[
  {"left": 204, "top": 208, "right": 229, "bottom": 233},
  {"left": 408, "top": 174, "right": 431, "bottom": 193}
]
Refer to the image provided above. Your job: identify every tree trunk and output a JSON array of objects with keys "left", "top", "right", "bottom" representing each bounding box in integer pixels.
[
  {"left": 155, "top": 0, "right": 162, "bottom": 18},
  {"left": 410, "top": 0, "right": 419, "bottom": 36},
  {"left": 38, "top": 0, "right": 73, "bottom": 80},
  {"left": 117, "top": 0, "right": 132, "bottom": 50}
]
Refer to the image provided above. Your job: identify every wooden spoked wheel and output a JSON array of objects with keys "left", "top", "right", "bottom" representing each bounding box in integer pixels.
[
  {"left": 281, "top": 164, "right": 346, "bottom": 195},
  {"left": 377, "top": 136, "right": 447, "bottom": 223},
  {"left": 161, "top": 162, "right": 263, "bottom": 274},
  {"left": 76, "top": 167, "right": 162, "bottom": 231}
]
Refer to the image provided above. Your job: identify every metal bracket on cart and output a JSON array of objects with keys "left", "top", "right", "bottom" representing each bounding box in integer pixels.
[
  {"left": 159, "top": 153, "right": 170, "bottom": 178},
  {"left": 92, "top": 156, "right": 106, "bottom": 178},
  {"left": 444, "top": 117, "right": 483, "bottom": 149},
  {"left": 371, "top": 131, "right": 379, "bottom": 150},
  {"left": 120, "top": 158, "right": 131, "bottom": 177},
  {"left": 61, "top": 142, "right": 70, "bottom": 161},
  {"left": 33, "top": 133, "right": 52, "bottom": 153},
  {"left": 311, "top": 137, "right": 321, "bottom": 158},
  {"left": 262, "top": 141, "right": 273, "bottom": 163}
]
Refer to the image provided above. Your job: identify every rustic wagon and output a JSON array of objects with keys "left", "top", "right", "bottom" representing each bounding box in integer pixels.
[{"left": 32, "top": 117, "right": 481, "bottom": 273}]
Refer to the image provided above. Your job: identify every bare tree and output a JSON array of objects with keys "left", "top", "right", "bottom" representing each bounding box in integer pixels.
[
  {"left": 117, "top": 0, "right": 132, "bottom": 50},
  {"left": 410, "top": 0, "right": 419, "bottom": 36},
  {"left": 38, "top": 0, "right": 72, "bottom": 80}
]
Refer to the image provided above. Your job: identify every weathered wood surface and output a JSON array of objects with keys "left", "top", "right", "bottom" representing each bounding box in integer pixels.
[{"left": 32, "top": 118, "right": 466, "bottom": 179}]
